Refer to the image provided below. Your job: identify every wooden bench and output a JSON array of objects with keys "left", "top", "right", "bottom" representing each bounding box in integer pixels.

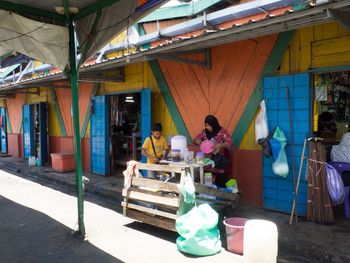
[{"left": 122, "top": 162, "right": 240, "bottom": 231}]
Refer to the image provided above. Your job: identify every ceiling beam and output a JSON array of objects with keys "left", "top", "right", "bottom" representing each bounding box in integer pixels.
[
  {"left": 72, "top": 0, "right": 121, "bottom": 21},
  {"left": 0, "top": 1, "right": 66, "bottom": 23},
  {"left": 327, "top": 9, "right": 350, "bottom": 32}
]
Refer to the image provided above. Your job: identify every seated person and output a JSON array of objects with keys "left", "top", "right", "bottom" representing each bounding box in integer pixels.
[
  {"left": 331, "top": 132, "right": 350, "bottom": 186},
  {"left": 316, "top": 111, "right": 338, "bottom": 161},
  {"left": 192, "top": 115, "right": 233, "bottom": 187},
  {"left": 141, "top": 123, "right": 169, "bottom": 178},
  {"left": 317, "top": 111, "right": 337, "bottom": 140}
]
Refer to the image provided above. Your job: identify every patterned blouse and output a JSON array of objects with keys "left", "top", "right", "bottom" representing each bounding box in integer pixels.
[{"left": 194, "top": 128, "right": 233, "bottom": 151}]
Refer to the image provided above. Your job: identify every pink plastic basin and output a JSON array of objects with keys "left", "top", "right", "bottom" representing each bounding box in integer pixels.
[{"left": 223, "top": 217, "right": 248, "bottom": 255}]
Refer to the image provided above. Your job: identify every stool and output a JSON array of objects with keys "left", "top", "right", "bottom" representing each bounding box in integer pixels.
[{"left": 345, "top": 186, "right": 350, "bottom": 218}]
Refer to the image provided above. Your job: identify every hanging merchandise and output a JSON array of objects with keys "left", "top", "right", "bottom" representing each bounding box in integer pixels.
[
  {"left": 255, "top": 100, "right": 269, "bottom": 143},
  {"left": 325, "top": 163, "right": 345, "bottom": 204},
  {"left": 271, "top": 127, "right": 289, "bottom": 177}
]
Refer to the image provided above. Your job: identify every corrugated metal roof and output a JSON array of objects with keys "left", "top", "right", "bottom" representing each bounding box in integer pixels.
[{"left": 1, "top": 0, "right": 350, "bottom": 90}]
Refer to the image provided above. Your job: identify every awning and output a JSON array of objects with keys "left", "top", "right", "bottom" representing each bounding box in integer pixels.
[{"left": 0, "top": 0, "right": 168, "bottom": 70}]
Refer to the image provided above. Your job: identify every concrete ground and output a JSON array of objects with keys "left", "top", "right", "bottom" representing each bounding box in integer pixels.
[
  {"left": 0, "top": 156, "right": 349, "bottom": 262},
  {"left": 0, "top": 169, "right": 243, "bottom": 263}
]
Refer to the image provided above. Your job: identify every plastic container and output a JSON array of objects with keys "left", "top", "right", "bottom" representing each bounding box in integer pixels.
[
  {"left": 170, "top": 149, "right": 181, "bottom": 162},
  {"left": 200, "top": 140, "right": 214, "bottom": 154},
  {"left": 196, "top": 152, "right": 205, "bottom": 165},
  {"left": 243, "top": 220, "right": 278, "bottom": 263},
  {"left": 204, "top": 172, "right": 213, "bottom": 185},
  {"left": 171, "top": 135, "right": 187, "bottom": 158},
  {"left": 51, "top": 153, "right": 75, "bottom": 172},
  {"left": 184, "top": 150, "right": 194, "bottom": 163},
  {"left": 223, "top": 217, "right": 248, "bottom": 255},
  {"left": 226, "top": 179, "right": 238, "bottom": 193},
  {"left": 28, "top": 156, "right": 36, "bottom": 166}
]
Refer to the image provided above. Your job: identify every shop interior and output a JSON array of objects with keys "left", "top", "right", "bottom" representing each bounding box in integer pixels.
[
  {"left": 312, "top": 70, "right": 350, "bottom": 219},
  {"left": 33, "top": 103, "right": 41, "bottom": 159},
  {"left": 110, "top": 93, "right": 141, "bottom": 172},
  {"left": 313, "top": 70, "right": 350, "bottom": 143}
]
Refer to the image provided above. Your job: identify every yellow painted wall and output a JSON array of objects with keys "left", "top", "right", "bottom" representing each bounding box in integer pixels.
[
  {"left": 240, "top": 111, "right": 262, "bottom": 150},
  {"left": 47, "top": 89, "right": 61, "bottom": 137},
  {"left": 279, "top": 22, "right": 350, "bottom": 74},
  {"left": 100, "top": 62, "right": 178, "bottom": 137}
]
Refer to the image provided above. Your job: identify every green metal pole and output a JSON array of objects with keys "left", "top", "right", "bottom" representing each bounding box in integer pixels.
[{"left": 68, "top": 21, "right": 86, "bottom": 237}]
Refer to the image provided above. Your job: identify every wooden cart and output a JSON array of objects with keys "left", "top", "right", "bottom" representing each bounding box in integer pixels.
[{"left": 122, "top": 163, "right": 240, "bottom": 231}]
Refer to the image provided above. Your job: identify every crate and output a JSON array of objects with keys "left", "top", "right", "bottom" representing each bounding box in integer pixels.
[
  {"left": 122, "top": 163, "right": 240, "bottom": 231},
  {"left": 51, "top": 153, "right": 75, "bottom": 172}
]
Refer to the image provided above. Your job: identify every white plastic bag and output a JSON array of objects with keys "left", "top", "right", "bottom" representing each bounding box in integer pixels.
[
  {"left": 255, "top": 100, "right": 269, "bottom": 143},
  {"left": 272, "top": 148, "right": 289, "bottom": 177}
]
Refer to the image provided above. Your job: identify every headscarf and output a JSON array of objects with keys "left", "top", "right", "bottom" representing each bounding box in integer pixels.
[
  {"left": 204, "top": 115, "right": 221, "bottom": 140},
  {"left": 331, "top": 132, "right": 350, "bottom": 163}
]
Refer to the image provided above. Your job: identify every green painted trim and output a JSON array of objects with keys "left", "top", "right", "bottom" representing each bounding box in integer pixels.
[
  {"left": 48, "top": 89, "right": 67, "bottom": 137},
  {"left": 80, "top": 83, "right": 100, "bottom": 138},
  {"left": 4, "top": 100, "right": 12, "bottom": 133},
  {"left": 232, "top": 31, "right": 295, "bottom": 147},
  {"left": 139, "top": 0, "right": 223, "bottom": 22},
  {"left": 72, "top": 0, "right": 121, "bottom": 21},
  {"left": 0, "top": 1, "right": 66, "bottom": 22},
  {"left": 149, "top": 60, "right": 191, "bottom": 141},
  {"left": 139, "top": 24, "right": 151, "bottom": 50}
]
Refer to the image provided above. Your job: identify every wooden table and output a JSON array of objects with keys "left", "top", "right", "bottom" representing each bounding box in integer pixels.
[{"left": 159, "top": 159, "right": 205, "bottom": 184}]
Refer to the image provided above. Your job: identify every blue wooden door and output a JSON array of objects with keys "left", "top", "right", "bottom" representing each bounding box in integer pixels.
[
  {"left": 141, "top": 89, "right": 151, "bottom": 163},
  {"left": 39, "top": 102, "right": 48, "bottom": 165},
  {"left": 263, "top": 73, "right": 310, "bottom": 216},
  {"left": 91, "top": 95, "right": 110, "bottom": 176},
  {"left": 23, "top": 104, "right": 34, "bottom": 158},
  {"left": 0, "top": 107, "right": 7, "bottom": 153}
]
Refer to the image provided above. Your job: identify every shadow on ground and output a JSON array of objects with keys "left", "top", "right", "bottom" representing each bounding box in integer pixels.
[{"left": 0, "top": 196, "right": 123, "bottom": 263}]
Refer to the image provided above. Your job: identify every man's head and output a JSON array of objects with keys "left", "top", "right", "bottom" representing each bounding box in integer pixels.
[{"left": 152, "top": 123, "right": 162, "bottom": 139}]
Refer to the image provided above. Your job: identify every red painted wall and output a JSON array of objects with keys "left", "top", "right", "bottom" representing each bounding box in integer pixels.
[
  {"left": 7, "top": 133, "right": 22, "bottom": 158},
  {"left": 49, "top": 136, "right": 90, "bottom": 172},
  {"left": 233, "top": 149, "right": 263, "bottom": 207}
]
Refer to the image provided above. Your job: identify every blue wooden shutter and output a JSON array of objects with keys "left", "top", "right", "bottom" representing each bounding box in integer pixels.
[
  {"left": 23, "top": 104, "right": 34, "bottom": 158},
  {"left": 0, "top": 107, "right": 7, "bottom": 153},
  {"left": 141, "top": 89, "right": 151, "bottom": 163},
  {"left": 91, "top": 95, "right": 110, "bottom": 176},
  {"left": 39, "top": 102, "right": 48, "bottom": 165},
  {"left": 263, "top": 73, "right": 310, "bottom": 216}
]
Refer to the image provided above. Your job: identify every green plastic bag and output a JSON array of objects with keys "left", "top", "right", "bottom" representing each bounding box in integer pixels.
[
  {"left": 272, "top": 126, "right": 289, "bottom": 177},
  {"left": 176, "top": 203, "right": 222, "bottom": 256}
]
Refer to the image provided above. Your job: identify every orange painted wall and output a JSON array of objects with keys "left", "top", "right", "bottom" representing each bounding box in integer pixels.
[
  {"left": 55, "top": 83, "right": 94, "bottom": 136},
  {"left": 159, "top": 35, "right": 278, "bottom": 138},
  {"left": 6, "top": 94, "right": 25, "bottom": 133}
]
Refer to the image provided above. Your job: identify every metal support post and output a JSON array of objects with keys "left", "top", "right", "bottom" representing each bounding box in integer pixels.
[{"left": 68, "top": 21, "right": 86, "bottom": 237}]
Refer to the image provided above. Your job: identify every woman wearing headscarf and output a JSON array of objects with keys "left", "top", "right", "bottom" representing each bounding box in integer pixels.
[{"left": 193, "top": 115, "right": 233, "bottom": 187}]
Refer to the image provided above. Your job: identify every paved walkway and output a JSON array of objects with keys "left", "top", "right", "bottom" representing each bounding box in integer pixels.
[{"left": 0, "top": 156, "right": 349, "bottom": 262}]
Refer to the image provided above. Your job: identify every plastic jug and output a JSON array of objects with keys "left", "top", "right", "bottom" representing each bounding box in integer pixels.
[
  {"left": 28, "top": 156, "right": 36, "bottom": 166},
  {"left": 243, "top": 220, "right": 278, "bottom": 263},
  {"left": 171, "top": 135, "right": 187, "bottom": 158}
]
